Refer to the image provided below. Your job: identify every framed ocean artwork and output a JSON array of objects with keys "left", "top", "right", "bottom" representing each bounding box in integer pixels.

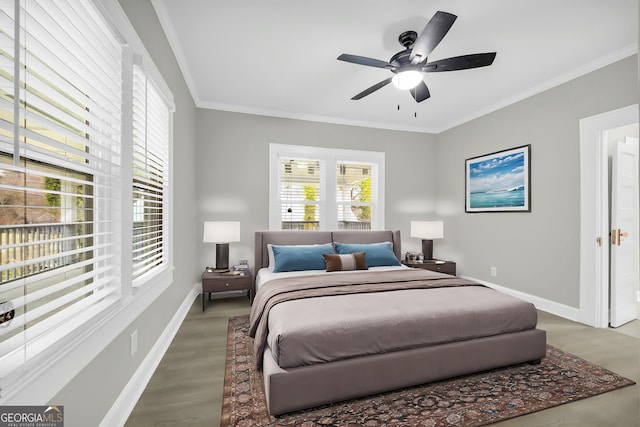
[{"left": 465, "top": 145, "right": 531, "bottom": 213}]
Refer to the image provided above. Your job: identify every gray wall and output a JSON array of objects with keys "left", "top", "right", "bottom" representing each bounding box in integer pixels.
[
  {"left": 51, "top": 1, "right": 199, "bottom": 425},
  {"left": 196, "top": 110, "right": 437, "bottom": 268},
  {"left": 434, "top": 55, "right": 638, "bottom": 307}
]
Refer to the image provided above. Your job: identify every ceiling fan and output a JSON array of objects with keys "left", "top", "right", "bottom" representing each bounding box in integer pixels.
[{"left": 337, "top": 11, "right": 496, "bottom": 102}]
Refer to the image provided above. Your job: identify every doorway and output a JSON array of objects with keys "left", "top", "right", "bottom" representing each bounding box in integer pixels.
[{"left": 579, "top": 104, "right": 639, "bottom": 328}]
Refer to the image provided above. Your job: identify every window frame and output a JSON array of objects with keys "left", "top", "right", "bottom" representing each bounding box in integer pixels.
[
  {"left": 269, "top": 143, "right": 385, "bottom": 231},
  {"left": 0, "top": 0, "right": 175, "bottom": 402}
]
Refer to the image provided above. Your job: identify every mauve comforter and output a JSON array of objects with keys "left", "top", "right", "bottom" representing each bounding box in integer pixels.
[{"left": 249, "top": 269, "right": 537, "bottom": 370}]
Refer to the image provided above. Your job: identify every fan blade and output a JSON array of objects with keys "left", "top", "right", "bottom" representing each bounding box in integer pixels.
[
  {"left": 337, "top": 54, "right": 392, "bottom": 69},
  {"left": 410, "top": 11, "right": 457, "bottom": 63},
  {"left": 409, "top": 81, "right": 430, "bottom": 102},
  {"left": 351, "top": 77, "right": 393, "bottom": 100},
  {"left": 422, "top": 52, "right": 497, "bottom": 72}
]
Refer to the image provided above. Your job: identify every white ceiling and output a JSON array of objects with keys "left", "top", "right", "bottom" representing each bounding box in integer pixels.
[{"left": 151, "top": 0, "right": 637, "bottom": 134}]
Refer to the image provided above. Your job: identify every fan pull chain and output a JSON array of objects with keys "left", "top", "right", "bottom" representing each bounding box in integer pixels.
[{"left": 396, "top": 104, "right": 417, "bottom": 118}]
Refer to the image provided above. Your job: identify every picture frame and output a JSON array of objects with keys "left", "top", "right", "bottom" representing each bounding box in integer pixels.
[{"left": 465, "top": 145, "right": 531, "bottom": 213}]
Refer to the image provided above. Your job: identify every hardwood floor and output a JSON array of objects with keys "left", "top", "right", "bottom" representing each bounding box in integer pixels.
[
  {"left": 124, "top": 296, "right": 639, "bottom": 427},
  {"left": 124, "top": 296, "right": 250, "bottom": 427}
]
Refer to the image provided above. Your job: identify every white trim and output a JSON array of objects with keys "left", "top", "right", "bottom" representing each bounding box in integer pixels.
[
  {"left": 444, "top": 46, "right": 637, "bottom": 133},
  {"left": 462, "top": 276, "right": 581, "bottom": 322},
  {"left": 99, "top": 282, "right": 201, "bottom": 427},
  {"left": 196, "top": 100, "right": 443, "bottom": 134},
  {"left": 150, "top": 0, "right": 197, "bottom": 110},
  {"left": 579, "top": 104, "right": 639, "bottom": 327}
]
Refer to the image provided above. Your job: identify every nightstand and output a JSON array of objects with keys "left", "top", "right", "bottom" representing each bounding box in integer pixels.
[
  {"left": 403, "top": 260, "right": 456, "bottom": 276},
  {"left": 201, "top": 269, "right": 253, "bottom": 311}
]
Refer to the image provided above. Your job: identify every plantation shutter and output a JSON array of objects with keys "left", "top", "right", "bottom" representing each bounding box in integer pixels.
[
  {"left": 0, "top": 0, "right": 122, "bottom": 373},
  {"left": 131, "top": 64, "right": 170, "bottom": 283}
]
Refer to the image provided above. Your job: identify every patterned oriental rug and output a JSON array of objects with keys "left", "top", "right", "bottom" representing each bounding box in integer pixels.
[{"left": 221, "top": 315, "right": 635, "bottom": 427}]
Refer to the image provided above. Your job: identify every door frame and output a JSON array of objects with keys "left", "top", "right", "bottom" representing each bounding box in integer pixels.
[{"left": 579, "top": 104, "right": 638, "bottom": 327}]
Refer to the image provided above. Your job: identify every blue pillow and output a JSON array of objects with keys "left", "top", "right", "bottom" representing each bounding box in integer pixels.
[
  {"left": 334, "top": 241, "right": 401, "bottom": 267},
  {"left": 272, "top": 244, "right": 336, "bottom": 272}
]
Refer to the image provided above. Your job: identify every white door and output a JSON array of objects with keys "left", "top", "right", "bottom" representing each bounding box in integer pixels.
[{"left": 610, "top": 137, "right": 639, "bottom": 327}]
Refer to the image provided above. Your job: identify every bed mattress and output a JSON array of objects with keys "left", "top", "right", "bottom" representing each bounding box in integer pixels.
[{"left": 250, "top": 268, "right": 538, "bottom": 370}]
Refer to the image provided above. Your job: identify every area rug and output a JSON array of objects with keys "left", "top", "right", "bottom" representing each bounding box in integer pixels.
[{"left": 221, "top": 315, "right": 635, "bottom": 427}]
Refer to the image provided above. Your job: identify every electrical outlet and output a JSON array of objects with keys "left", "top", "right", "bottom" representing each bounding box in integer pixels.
[
  {"left": 130, "top": 330, "right": 138, "bottom": 357},
  {"left": 490, "top": 267, "right": 497, "bottom": 277}
]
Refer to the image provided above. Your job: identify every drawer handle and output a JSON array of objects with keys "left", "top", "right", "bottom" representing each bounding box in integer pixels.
[{"left": 225, "top": 283, "right": 229, "bottom": 287}]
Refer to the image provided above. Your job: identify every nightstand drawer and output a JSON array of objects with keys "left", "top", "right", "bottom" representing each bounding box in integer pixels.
[
  {"left": 428, "top": 263, "right": 455, "bottom": 275},
  {"left": 403, "top": 261, "right": 456, "bottom": 276},
  {"left": 203, "top": 277, "right": 251, "bottom": 293}
]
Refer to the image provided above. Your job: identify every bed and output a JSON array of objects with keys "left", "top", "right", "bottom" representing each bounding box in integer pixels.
[{"left": 249, "top": 230, "right": 546, "bottom": 416}]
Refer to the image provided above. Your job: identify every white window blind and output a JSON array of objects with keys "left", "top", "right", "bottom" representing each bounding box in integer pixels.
[
  {"left": 131, "top": 64, "right": 169, "bottom": 283},
  {"left": 0, "top": 0, "right": 122, "bottom": 375},
  {"left": 279, "top": 157, "right": 323, "bottom": 230}
]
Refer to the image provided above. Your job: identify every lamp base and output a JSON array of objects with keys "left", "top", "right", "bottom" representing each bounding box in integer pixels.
[
  {"left": 215, "top": 243, "right": 230, "bottom": 270},
  {"left": 421, "top": 239, "right": 434, "bottom": 261}
]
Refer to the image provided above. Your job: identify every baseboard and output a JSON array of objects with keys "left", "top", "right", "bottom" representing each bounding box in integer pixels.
[
  {"left": 99, "top": 281, "right": 201, "bottom": 427},
  {"left": 461, "top": 275, "right": 581, "bottom": 323}
]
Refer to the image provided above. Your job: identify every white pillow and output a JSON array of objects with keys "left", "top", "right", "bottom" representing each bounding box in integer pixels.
[{"left": 267, "top": 243, "right": 275, "bottom": 268}]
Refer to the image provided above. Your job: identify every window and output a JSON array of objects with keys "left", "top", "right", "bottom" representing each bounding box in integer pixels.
[
  {"left": 132, "top": 64, "right": 170, "bottom": 284},
  {"left": 278, "top": 158, "right": 322, "bottom": 229},
  {"left": 0, "top": 0, "right": 122, "bottom": 375},
  {"left": 0, "top": 0, "right": 174, "bottom": 389},
  {"left": 269, "top": 144, "right": 385, "bottom": 230},
  {"left": 337, "top": 161, "right": 374, "bottom": 230}
]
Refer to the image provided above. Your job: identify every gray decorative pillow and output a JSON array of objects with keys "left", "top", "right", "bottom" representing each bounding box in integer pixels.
[{"left": 323, "top": 252, "right": 368, "bottom": 272}]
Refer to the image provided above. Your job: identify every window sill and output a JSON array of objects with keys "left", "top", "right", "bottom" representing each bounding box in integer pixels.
[{"left": 0, "top": 266, "right": 174, "bottom": 404}]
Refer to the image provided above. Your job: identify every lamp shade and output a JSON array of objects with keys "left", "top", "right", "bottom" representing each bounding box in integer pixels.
[
  {"left": 203, "top": 221, "right": 240, "bottom": 243},
  {"left": 410, "top": 221, "right": 444, "bottom": 239}
]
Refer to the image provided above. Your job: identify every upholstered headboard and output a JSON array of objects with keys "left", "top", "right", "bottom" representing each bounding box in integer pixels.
[{"left": 254, "top": 230, "right": 402, "bottom": 271}]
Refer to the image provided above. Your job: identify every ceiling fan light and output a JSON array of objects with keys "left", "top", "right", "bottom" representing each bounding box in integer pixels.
[{"left": 392, "top": 70, "right": 423, "bottom": 90}]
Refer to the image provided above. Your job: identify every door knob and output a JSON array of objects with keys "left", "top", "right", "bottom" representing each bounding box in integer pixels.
[{"left": 616, "top": 229, "right": 628, "bottom": 246}]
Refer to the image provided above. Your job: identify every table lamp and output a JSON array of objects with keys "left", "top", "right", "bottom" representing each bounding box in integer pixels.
[
  {"left": 410, "top": 221, "right": 444, "bottom": 261},
  {"left": 203, "top": 221, "right": 240, "bottom": 269}
]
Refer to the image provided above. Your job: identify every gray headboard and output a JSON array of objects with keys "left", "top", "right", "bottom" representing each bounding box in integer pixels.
[{"left": 254, "top": 230, "right": 402, "bottom": 271}]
